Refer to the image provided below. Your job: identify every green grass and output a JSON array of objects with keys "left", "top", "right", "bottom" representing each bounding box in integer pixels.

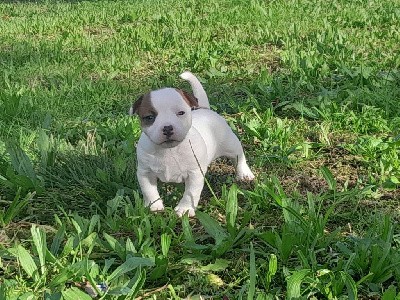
[{"left": 0, "top": 0, "right": 400, "bottom": 298}]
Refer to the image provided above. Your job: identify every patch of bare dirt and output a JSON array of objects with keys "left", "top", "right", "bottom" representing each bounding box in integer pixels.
[
  {"left": 278, "top": 143, "right": 367, "bottom": 196},
  {"left": 209, "top": 158, "right": 236, "bottom": 176},
  {"left": 251, "top": 44, "right": 282, "bottom": 74}
]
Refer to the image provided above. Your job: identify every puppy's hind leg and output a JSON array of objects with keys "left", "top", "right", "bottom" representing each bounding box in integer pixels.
[{"left": 222, "top": 132, "right": 255, "bottom": 181}]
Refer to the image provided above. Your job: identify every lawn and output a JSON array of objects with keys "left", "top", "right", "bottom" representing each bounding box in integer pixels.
[{"left": 0, "top": 0, "right": 399, "bottom": 298}]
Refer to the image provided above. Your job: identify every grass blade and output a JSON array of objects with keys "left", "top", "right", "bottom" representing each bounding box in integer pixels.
[
  {"left": 226, "top": 184, "right": 238, "bottom": 235},
  {"left": 266, "top": 254, "right": 277, "bottom": 290},
  {"left": 50, "top": 223, "right": 66, "bottom": 256},
  {"left": 106, "top": 257, "right": 154, "bottom": 282},
  {"left": 196, "top": 211, "right": 228, "bottom": 246},
  {"left": 248, "top": 242, "right": 256, "bottom": 300},
  {"left": 6, "top": 142, "right": 36, "bottom": 181},
  {"left": 2, "top": 189, "right": 34, "bottom": 226},
  {"left": 108, "top": 267, "right": 146, "bottom": 297},
  {"left": 6, "top": 141, "right": 44, "bottom": 193},
  {"left": 125, "top": 238, "right": 137, "bottom": 255},
  {"left": 382, "top": 285, "right": 397, "bottom": 300},
  {"left": 62, "top": 287, "right": 93, "bottom": 300},
  {"left": 320, "top": 166, "right": 336, "bottom": 190},
  {"left": 181, "top": 214, "right": 194, "bottom": 244},
  {"left": 161, "top": 233, "right": 171, "bottom": 257},
  {"left": 88, "top": 214, "right": 100, "bottom": 235},
  {"left": 286, "top": 269, "right": 310, "bottom": 299},
  {"left": 103, "top": 232, "right": 125, "bottom": 259},
  {"left": 31, "top": 225, "right": 47, "bottom": 276},
  {"left": 0, "top": 282, "right": 6, "bottom": 299},
  {"left": 340, "top": 271, "right": 357, "bottom": 300},
  {"left": 8, "top": 245, "right": 38, "bottom": 281}
]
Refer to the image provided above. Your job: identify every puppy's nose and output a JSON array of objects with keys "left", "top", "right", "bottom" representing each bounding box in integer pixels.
[{"left": 163, "top": 125, "right": 174, "bottom": 138}]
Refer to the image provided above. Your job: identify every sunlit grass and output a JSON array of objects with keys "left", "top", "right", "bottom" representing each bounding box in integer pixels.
[{"left": 0, "top": 0, "right": 399, "bottom": 298}]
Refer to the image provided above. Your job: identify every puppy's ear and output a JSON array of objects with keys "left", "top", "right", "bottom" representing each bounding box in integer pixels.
[
  {"left": 129, "top": 95, "right": 144, "bottom": 115},
  {"left": 177, "top": 89, "right": 199, "bottom": 108}
]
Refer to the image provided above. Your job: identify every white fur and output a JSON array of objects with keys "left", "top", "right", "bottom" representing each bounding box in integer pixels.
[
  {"left": 135, "top": 72, "right": 254, "bottom": 217},
  {"left": 140, "top": 88, "right": 192, "bottom": 147}
]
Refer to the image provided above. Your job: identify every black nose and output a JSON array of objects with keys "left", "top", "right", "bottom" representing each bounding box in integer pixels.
[{"left": 163, "top": 125, "right": 173, "bottom": 138}]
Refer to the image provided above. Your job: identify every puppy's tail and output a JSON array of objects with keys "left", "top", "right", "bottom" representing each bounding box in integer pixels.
[{"left": 180, "top": 71, "right": 210, "bottom": 109}]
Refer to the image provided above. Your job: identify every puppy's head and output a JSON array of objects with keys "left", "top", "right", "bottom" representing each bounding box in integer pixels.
[{"left": 130, "top": 88, "right": 198, "bottom": 148}]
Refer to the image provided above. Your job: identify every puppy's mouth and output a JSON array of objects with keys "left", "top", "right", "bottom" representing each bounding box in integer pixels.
[
  {"left": 164, "top": 140, "right": 176, "bottom": 144},
  {"left": 160, "top": 139, "right": 181, "bottom": 148}
]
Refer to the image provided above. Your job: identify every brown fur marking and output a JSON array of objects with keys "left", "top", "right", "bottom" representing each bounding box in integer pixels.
[
  {"left": 132, "top": 93, "right": 157, "bottom": 126},
  {"left": 176, "top": 89, "right": 199, "bottom": 108}
]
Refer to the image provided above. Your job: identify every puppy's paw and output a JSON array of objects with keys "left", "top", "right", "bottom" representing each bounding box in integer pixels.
[
  {"left": 174, "top": 205, "right": 196, "bottom": 217},
  {"left": 236, "top": 166, "right": 255, "bottom": 181},
  {"left": 148, "top": 199, "right": 165, "bottom": 212}
]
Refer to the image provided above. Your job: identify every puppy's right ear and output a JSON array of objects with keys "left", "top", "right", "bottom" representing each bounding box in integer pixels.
[
  {"left": 176, "top": 89, "right": 199, "bottom": 109},
  {"left": 129, "top": 95, "right": 144, "bottom": 115}
]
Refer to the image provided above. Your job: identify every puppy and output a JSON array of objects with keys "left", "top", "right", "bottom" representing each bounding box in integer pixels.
[{"left": 130, "top": 72, "right": 254, "bottom": 217}]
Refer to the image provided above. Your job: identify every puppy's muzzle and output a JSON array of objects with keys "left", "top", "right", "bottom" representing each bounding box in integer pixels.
[{"left": 163, "top": 125, "right": 174, "bottom": 138}]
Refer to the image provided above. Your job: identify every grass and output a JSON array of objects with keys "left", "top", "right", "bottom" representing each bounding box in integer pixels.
[{"left": 0, "top": 0, "right": 399, "bottom": 298}]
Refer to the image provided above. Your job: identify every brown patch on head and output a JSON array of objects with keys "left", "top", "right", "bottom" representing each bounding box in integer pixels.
[
  {"left": 131, "top": 93, "right": 158, "bottom": 127},
  {"left": 176, "top": 89, "right": 199, "bottom": 109}
]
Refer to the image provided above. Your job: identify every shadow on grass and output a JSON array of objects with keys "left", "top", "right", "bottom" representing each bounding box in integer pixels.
[
  {"left": 39, "top": 151, "right": 138, "bottom": 217},
  {"left": 0, "top": 147, "right": 140, "bottom": 223},
  {"left": 205, "top": 68, "right": 400, "bottom": 120}
]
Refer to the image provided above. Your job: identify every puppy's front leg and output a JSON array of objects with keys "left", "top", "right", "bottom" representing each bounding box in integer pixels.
[
  {"left": 137, "top": 170, "right": 165, "bottom": 212},
  {"left": 175, "top": 170, "right": 205, "bottom": 217}
]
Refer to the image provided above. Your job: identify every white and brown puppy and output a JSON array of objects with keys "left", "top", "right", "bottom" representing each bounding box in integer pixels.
[{"left": 130, "top": 72, "right": 254, "bottom": 217}]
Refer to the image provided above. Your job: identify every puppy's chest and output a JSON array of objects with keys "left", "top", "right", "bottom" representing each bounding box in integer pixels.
[
  {"left": 140, "top": 150, "right": 195, "bottom": 183},
  {"left": 153, "top": 155, "right": 190, "bottom": 183}
]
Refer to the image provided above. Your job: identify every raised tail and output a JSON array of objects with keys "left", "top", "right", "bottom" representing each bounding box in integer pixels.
[{"left": 180, "top": 71, "right": 210, "bottom": 109}]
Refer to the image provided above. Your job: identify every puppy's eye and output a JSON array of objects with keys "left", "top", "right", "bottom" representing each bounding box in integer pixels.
[
  {"left": 177, "top": 111, "right": 185, "bottom": 116},
  {"left": 142, "top": 115, "right": 156, "bottom": 126},
  {"left": 143, "top": 115, "right": 155, "bottom": 122}
]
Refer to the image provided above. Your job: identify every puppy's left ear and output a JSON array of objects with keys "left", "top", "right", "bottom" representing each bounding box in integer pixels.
[
  {"left": 177, "top": 89, "right": 199, "bottom": 109},
  {"left": 129, "top": 95, "right": 144, "bottom": 115}
]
